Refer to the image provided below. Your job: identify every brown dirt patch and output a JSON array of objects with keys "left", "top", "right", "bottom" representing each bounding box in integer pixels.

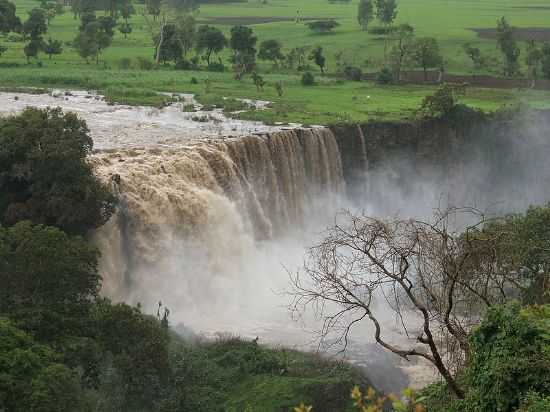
[
  {"left": 198, "top": 16, "right": 325, "bottom": 25},
  {"left": 471, "top": 27, "right": 550, "bottom": 42}
]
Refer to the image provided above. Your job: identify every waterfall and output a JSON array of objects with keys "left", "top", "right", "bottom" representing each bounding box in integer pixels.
[{"left": 91, "top": 128, "right": 345, "bottom": 301}]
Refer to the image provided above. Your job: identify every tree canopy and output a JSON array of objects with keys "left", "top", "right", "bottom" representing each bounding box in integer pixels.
[{"left": 0, "top": 107, "right": 115, "bottom": 234}]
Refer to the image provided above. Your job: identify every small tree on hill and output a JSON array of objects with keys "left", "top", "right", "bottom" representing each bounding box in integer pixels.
[
  {"left": 417, "top": 82, "right": 466, "bottom": 118},
  {"left": 463, "top": 43, "right": 485, "bottom": 73},
  {"left": 258, "top": 39, "right": 284, "bottom": 67},
  {"left": 175, "top": 14, "right": 196, "bottom": 57},
  {"left": 413, "top": 37, "right": 442, "bottom": 81},
  {"left": 119, "top": 22, "right": 132, "bottom": 38},
  {"left": 23, "top": 38, "right": 41, "bottom": 62},
  {"left": 375, "top": 0, "right": 398, "bottom": 28},
  {"left": 496, "top": 17, "right": 520, "bottom": 76},
  {"left": 23, "top": 8, "right": 47, "bottom": 40},
  {"left": 389, "top": 23, "right": 414, "bottom": 81},
  {"left": 145, "top": 0, "right": 161, "bottom": 20},
  {"left": 155, "top": 23, "right": 183, "bottom": 63},
  {"left": 74, "top": 13, "right": 115, "bottom": 64},
  {"left": 0, "top": 0, "right": 22, "bottom": 33},
  {"left": 195, "top": 25, "right": 226, "bottom": 65},
  {"left": 357, "top": 0, "right": 374, "bottom": 31},
  {"left": 542, "top": 43, "right": 550, "bottom": 80},
  {"left": 309, "top": 46, "right": 326, "bottom": 73},
  {"left": 43, "top": 37, "right": 62, "bottom": 59},
  {"left": 525, "top": 40, "right": 542, "bottom": 88},
  {"left": 230, "top": 25, "right": 257, "bottom": 77}
]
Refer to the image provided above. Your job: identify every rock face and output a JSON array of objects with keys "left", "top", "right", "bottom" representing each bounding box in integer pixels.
[{"left": 332, "top": 110, "right": 550, "bottom": 215}]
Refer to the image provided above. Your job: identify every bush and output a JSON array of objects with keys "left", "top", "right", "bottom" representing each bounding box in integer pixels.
[
  {"left": 368, "top": 26, "right": 395, "bottom": 35},
  {"left": 136, "top": 57, "right": 154, "bottom": 70},
  {"left": 465, "top": 304, "right": 550, "bottom": 412},
  {"left": 190, "top": 77, "right": 198, "bottom": 84},
  {"left": 301, "top": 71, "right": 315, "bottom": 86},
  {"left": 376, "top": 67, "right": 394, "bottom": 84},
  {"left": 343, "top": 66, "right": 363, "bottom": 81},
  {"left": 207, "top": 62, "right": 225, "bottom": 72},
  {"left": 175, "top": 59, "right": 194, "bottom": 70},
  {"left": 306, "top": 20, "right": 340, "bottom": 34},
  {"left": 118, "top": 57, "right": 132, "bottom": 70}
]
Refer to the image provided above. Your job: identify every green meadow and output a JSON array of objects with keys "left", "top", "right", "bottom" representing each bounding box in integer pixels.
[{"left": 2, "top": 0, "right": 550, "bottom": 124}]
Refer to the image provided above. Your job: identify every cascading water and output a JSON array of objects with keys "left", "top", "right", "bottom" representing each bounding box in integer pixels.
[{"left": 91, "top": 128, "right": 346, "bottom": 304}]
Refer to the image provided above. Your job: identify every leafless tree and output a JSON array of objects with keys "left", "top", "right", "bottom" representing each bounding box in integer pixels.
[{"left": 289, "top": 207, "right": 526, "bottom": 399}]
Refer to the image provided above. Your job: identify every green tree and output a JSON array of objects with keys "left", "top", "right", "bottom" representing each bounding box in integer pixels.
[
  {"left": 0, "top": 0, "right": 21, "bottom": 33},
  {"left": 43, "top": 37, "right": 62, "bottom": 59},
  {"left": 229, "top": 26, "right": 258, "bottom": 79},
  {"left": 175, "top": 14, "right": 196, "bottom": 57},
  {"left": 30, "top": 364, "right": 86, "bottom": 412},
  {"left": 463, "top": 43, "right": 485, "bottom": 73},
  {"left": 526, "top": 40, "right": 542, "bottom": 87},
  {"left": 413, "top": 37, "right": 442, "bottom": 80},
  {"left": 155, "top": 23, "right": 183, "bottom": 63},
  {"left": 118, "top": 21, "right": 131, "bottom": 38},
  {"left": 542, "top": 43, "right": 550, "bottom": 80},
  {"left": 0, "top": 318, "right": 84, "bottom": 412},
  {"left": 309, "top": 45, "right": 326, "bottom": 73},
  {"left": 74, "top": 13, "right": 115, "bottom": 64},
  {"left": 417, "top": 82, "right": 466, "bottom": 118},
  {"left": 230, "top": 25, "right": 257, "bottom": 59},
  {"left": 145, "top": 0, "right": 161, "bottom": 20},
  {"left": 258, "top": 39, "right": 284, "bottom": 66},
  {"left": 465, "top": 304, "right": 550, "bottom": 412},
  {"left": 472, "top": 205, "right": 550, "bottom": 304},
  {"left": 389, "top": 23, "right": 414, "bottom": 81},
  {"left": 0, "top": 221, "right": 100, "bottom": 340},
  {"left": 375, "top": 0, "right": 398, "bottom": 28},
  {"left": 92, "top": 300, "right": 171, "bottom": 411},
  {"left": 496, "top": 17, "right": 520, "bottom": 76},
  {"left": 23, "top": 37, "right": 42, "bottom": 62},
  {"left": 357, "top": 0, "right": 374, "bottom": 31},
  {"left": 23, "top": 8, "right": 47, "bottom": 39},
  {"left": 0, "top": 107, "right": 115, "bottom": 233},
  {"left": 195, "top": 25, "right": 226, "bottom": 65}
]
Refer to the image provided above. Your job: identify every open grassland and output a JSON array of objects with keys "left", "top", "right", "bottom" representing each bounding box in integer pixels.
[{"left": 2, "top": 0, "right": 550, "bottom": 123}]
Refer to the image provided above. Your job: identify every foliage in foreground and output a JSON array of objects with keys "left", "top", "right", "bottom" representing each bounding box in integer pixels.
[{"left": 421, "top": 303, "right": 550, "bottom": 412}]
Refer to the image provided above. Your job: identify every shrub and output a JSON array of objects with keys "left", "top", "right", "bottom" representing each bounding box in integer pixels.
[
  {"left": 306, "top": 20, "right": 340, "bottom": 34},
  {"left": 118, "top": 57, "right": 132, "bottom": 69},
  {"left": 190, "top": 77, "right": 198, "bottom": 84},
  {"left": 175, "top": 59, "right": 194, "bottom": 70},
  {"left": 301, "top": 71, "right": 315, "bottom": 86},
  {"left": 343, "top": 66, "right": 363, "bottom": 81},
  {"left": 136, "top": 56, "right": 154, "bottom": 70},
  {"left": 376, "top": 67, "right": 393, "bottom": 84},
  {"left": 465, "top": 304, "right": 550, "bottom": 412},
  {"left": 207, "top": 62, "right": 225, "bottom": 72}
]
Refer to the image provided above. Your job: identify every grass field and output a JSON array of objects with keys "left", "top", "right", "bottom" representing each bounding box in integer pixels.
[{"left": 1, "top": 0, "right": 550, "bottom": 124}]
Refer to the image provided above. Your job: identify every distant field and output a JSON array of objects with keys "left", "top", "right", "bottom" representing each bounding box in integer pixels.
[{"left": 1, "top": 0, "right": 550, "bottom": 124}]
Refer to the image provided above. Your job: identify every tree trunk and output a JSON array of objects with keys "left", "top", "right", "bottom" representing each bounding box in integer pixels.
[{"left": 155, "top": 19, "right": 166, "bottom": 66}]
